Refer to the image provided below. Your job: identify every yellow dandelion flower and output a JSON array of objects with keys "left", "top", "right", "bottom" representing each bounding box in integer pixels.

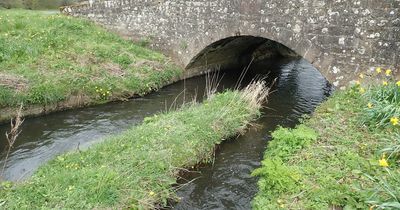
[
  {"left": 382, "top": 81, "right": 388, "bottom": 86},
  {"left": 396, "top": 81, "right": 400, "bottom": 87},
  {"left": 359, "top": 73, "right": 364, "bottom": 79},
  {"left": 379, "top": 154, "right": 389, "bottom": 167},
  {"left": 390, "top": 117, "right": 399, "bottom": 126},
  {"left": 359, "top": 87, "right": 366, "bottom": 94},
  {"left": 149, "top": 191, "right": 155, "bottom": 196},
  {"left": 367, "top": 103, "right": 373, "bottom": 109},
  {"left": 385, "top": 69, "right": 392, "bottom": 76},
  {"left": 376, "top": 67, "right": 382, "bottom": 73}
]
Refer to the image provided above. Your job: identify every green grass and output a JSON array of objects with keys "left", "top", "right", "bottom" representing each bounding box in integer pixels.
[
  {"left": 0, "top": 9, "right": 182, "bottom": 108},
  {"left": 252, "top": 84, "right": 400, "bottom": 209},
  {"left": 0, "top": 87, "right": 265, "bottom": 209}
]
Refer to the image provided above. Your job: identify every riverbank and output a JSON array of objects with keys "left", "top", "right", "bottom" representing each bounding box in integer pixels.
[
  {"left": 0, "top": 9, "right": 182, "bottom": 123},
  {"left": 252, "top": 76, "right": 400, "bottom": 209},
  {"left": 0, "top": 81, "right": 268, "bottom": 209}
]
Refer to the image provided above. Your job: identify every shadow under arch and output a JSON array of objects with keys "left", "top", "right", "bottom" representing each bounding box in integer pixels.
[{"left": 185, "top": 35, "right": 303, "bottom": 77}]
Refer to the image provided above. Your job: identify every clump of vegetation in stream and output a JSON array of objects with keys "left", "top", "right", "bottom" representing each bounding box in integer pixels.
[
  {"left": 0, "top": 10, "right": 182, "bottom": 109},
  {"left": 252, "top": 68, "right": 399, "bottom": 209},
  {"left": 0, "top": 81, "right": 269, "bottom": 209}
]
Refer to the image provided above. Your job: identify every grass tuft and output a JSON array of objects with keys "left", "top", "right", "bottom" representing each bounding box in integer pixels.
[{"left": 0, "top": 81, "right": 269, "bottom": 209}]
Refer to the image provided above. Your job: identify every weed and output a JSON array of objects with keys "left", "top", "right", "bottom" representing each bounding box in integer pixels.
[{"left": 1, "top": 104, "right": 24, "bottom": 178}]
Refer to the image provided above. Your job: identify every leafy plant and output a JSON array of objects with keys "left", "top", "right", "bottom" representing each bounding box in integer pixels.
[{"left": 267, "top": 125, "right": 318, "bottom": 160}]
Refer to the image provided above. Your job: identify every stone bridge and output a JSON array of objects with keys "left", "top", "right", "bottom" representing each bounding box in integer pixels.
[{"left": 62, "top": 0, "right": 399, "bottom": 88}]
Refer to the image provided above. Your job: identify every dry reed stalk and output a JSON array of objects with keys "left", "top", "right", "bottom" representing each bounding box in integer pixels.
[{"left": 1, "top": 104, "right": 24, "bottom": 178}]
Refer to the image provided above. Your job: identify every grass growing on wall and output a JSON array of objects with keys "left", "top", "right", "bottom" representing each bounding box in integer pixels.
[
  {"left": 0, "top": 10, "right": 182, "bottom": 108},
  {"left": 252, "top": 70, "right": 400, "bottom": 209},
  {"left": 0, "top": 80, "right": 269, "bottom": 209}
]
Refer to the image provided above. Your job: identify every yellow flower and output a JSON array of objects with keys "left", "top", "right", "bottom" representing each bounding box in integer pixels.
[
  {"left": 396, "top": 81, "right": 400, "bottom": 87},
  {"left": 149, "top": 191, "right": 155, "bottom": 196},
  {"left": 376, "top": 67, "right": 382, "bottom": 73},
  {"left": 359, "top": 87, "right": 366, "bottom": 94},
  {"left": 390, "top": 117, "right": 399, "bottom": 126},
  {"left": 385, "top": 69, "right": 392, "bottom": 76},
  {"left": 359, "top": 73, "right": 364, "bottom": 79},
  {"left": 379, "top": 154, "right": 389, "bottom": 167},
  {"left": 382, "top": 81, "right": 388, "bottom": 86},
  {"left": 367, "top": 103, "right": 373, "bottom": 109}
]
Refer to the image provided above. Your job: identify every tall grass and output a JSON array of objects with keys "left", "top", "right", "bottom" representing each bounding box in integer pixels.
[
  {"left": 362, "top": 83, "right": 400, "bottom": 129},
  {"left": 0, "top": 81, "right": 269, "bottom": 209},
  {"left": 355, "top": 70, "right": 400, "bottom": 209}
]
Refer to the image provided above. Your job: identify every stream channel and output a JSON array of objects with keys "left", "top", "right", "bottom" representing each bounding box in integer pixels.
[{"left": 0, "top": 57, "right": 332, "bottom": 209}]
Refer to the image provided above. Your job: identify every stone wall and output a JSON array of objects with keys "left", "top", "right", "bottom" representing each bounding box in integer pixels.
[{"left": 62, "top": 0, "right": 400, "bottom": 88}]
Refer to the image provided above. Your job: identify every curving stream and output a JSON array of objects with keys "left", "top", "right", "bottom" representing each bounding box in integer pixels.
[
  {"left": 171, "top": 58, "right": 332, "bottom": 209},
  {"left": 0, "top": 57, "right": 331, "bottom": 208}
]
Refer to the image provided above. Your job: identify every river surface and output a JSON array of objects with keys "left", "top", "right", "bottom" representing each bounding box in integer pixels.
[{"left": 0, "top": 57, "right": 331, "bottom": 209}]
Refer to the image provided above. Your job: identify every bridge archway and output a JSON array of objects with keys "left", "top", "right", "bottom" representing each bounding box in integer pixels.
[{"left": 184, "top": 35, "right": 325, "bottom": 80}]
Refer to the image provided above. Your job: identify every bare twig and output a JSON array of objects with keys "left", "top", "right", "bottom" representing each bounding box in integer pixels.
[{"left": 1, "top": 104, "right": 24, "bottom": 177}]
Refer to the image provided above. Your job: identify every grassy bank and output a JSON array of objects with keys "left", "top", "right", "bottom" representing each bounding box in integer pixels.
[
  {"left": 0, "top": 81, "right": 268, "bottom": 209},
  {"left": 0, "top": 10, "right": 182, "bottom": 115},
  {"left": 252, "top": 71, "right": 399, "bottom": 209}
]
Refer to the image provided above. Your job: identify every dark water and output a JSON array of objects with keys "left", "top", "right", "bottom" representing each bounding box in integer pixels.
[
  {"left": 0, "top": 57, "right": 331, "bottom": 208},
  {"left": 171, "top": 58, "right": 331, "bottom": 210}
]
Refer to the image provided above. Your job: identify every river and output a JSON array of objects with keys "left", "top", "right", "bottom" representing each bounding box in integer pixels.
[{"left": 0, "top": 57, "right": 331, "bottom": 209}]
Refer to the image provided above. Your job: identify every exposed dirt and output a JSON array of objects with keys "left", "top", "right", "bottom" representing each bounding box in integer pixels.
[
  {"left": 0, "top": 73, "right": 29, "bottom": 92},
  {"left": 132, "top": 60, "right": 167, "bottom": 71},
  {"left": 102, "top": 62, "right": 125, "bottom": 77},
  {"left": 76, "top": 54, "right": 99, "bottom": 67}
]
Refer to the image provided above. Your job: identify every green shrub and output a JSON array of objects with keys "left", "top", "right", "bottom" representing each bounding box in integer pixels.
[
  {"left": 266, "top": 125, "right": 318, "bottom": 160},
  {"left": 252, "top": 158, "right": 300, "bottom": 195}
]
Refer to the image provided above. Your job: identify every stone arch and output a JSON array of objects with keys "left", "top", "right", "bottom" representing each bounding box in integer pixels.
[{"left": 184, "top": 35, "right": 325, "bottom": 80}]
